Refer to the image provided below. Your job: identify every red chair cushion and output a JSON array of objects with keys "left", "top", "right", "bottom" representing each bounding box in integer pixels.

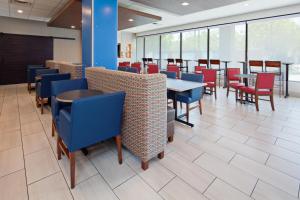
[
  {"left": 206, "top": 82, "right": 216, "bottom": 87},
  {"left": 240, "top": 87, "right": 272, "bottom": 95},
  {"left": 229, "top": 82, "right": 244, "bottom": 89}
]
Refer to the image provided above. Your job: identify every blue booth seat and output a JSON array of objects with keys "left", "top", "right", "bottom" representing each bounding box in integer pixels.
[
  {"left": 176, "top": 73, "right": 204, "bottom": 122},
  {"left": 51, "top": 78, "right": 88, "bottom": 137},
  {"left": 118, "top": 66, "right": 138, "bottom": 73},
  {"left": 27, "top": 65, "right": 46, "bottom": 92},
  {"left": 160, "top": 71, "right": 176, "bottom": 79},
  {"left": 36, "top": 73, "right": 71, "bottom": 114},
  {"left": 57, "top": 91, "right": 126, "bottom": 188}
]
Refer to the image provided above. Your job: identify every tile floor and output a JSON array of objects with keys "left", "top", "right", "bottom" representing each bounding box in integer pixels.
[{"left": 1, "top": 84, "right": 300, "bottom": 200}]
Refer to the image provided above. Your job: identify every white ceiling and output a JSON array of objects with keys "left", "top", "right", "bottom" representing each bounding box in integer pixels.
[
  {"left": 0, "top": 0, "right": 69, "bottom": 22},
  {"left": 120, "top": 0, "right": 300, "bottom": 33}
]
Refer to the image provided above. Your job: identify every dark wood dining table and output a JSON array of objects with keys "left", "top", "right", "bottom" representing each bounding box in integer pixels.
[{"left": 167, "top": 78, "right": 206, "bottom": 127}]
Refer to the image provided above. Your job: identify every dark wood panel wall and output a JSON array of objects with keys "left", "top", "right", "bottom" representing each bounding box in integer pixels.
[{"left": 0, "top": 33, "right": 53, "bottom": 85}]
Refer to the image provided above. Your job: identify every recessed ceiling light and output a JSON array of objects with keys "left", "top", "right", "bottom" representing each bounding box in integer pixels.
[
  {"left": 17, "top": 9, "right": 23, "bottom": 13},
  {"left": 70, "top": 25, "right": 76, "bottom": 29},
  {"left": 181, "top": 2, "right": 189, "bottom": 6},
  {"left": 244, "top": 3, "right": 249, "bottom": 6},
  {"left": 128, "top": 19, "right": 134, "bottom": 22}
]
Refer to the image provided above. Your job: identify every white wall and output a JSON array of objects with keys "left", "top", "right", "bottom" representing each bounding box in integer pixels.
[
  {"left": 0, "top": 16, "right": 82, "bottom": 63},
  {"left": 117, "top": 31, "right": 136, "bottom": 63}
]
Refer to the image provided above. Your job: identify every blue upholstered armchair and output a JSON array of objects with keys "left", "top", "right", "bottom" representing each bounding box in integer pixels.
[
  {"left": 161, "top": 71, "right": 176, "bottom": 79},
  {"left": 118, "top": 66, "right": 138, "bottom": 73},
  {"left": 57, "top": 91, "right": 126, "bottom": 188},
  {"left": 51, "top": 79, "right": 88, "bottom": 137},
  {"left": 27, "top": 65, "right": 45, "bottom": 92},
  {"left": 36, "top": 73, "right": 70, "bottom": 114},
  {"left": 177, "top": 73, "right": 204, "bottom": 122}
]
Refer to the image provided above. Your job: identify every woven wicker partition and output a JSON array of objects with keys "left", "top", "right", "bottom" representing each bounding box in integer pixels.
[
  {"left": 86, "top": 67, "right": 167, "bottom": 162},
  {"left": 45, "top": 60, "right": 83, "bottom": 79}
]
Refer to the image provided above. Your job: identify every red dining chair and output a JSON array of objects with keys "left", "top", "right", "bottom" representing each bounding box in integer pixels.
[
  {"left": 167, "top": 64, "right": 180, "bottom": 78},
  {"left": 226, "top": 68, "right": 244, "bottom": 100},
  {"left": 194, "top": 66, "right": 206, "bottom": 74},
  {"left": 198, "top": 59, "right": 208, "bottom": 68},
  {"left": 210, "top": 59, "right": 223, "bottom": 87},
  {"left": 240, "top": 73, "right": 275, "bottom": 111},
  {"left": 202, "top": 69, "right": 217, "bottom": 99},
  {"left": 131, "top": 62, "right": 141, "bottom": 74},
  {"left": 148, "top": 64, "right": 159, "bottom": 74},
  {"left": 265, "top": 61, "right": 283, "bottom": 97},
  {"left": 249, "top": 60, "right": 264, "bottom": 74},
  {"left": 167, "top": 58, "right": 175, "bottom": 64},
  {"left": 119, "top": 62, "right": 130, "bottom": 67}
]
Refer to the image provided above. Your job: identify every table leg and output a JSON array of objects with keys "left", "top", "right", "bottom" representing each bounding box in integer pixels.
[
  {"left": 172, "top": 92, "right": 194, "bottom": 127},
  {"left": 285, "top": 64, "right": 289, "bottom": 98},
  {"left": 186, "top": 61, "right": 189, "bottom": 73},
  {"left": 223, "top": 62, "right": 228, "bottom": 88}
]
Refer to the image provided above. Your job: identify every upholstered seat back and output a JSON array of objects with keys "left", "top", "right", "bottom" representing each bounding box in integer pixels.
[{"left": 86, "top": 67, "right": 167, "bottom": 162}]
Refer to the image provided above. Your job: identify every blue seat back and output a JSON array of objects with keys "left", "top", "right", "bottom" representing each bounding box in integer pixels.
[
  {"left": 181, "top": 73, "right": 204, "bottom": 100},
  {"left": 118, "top": 67, "right": 129, "bottom": 71},
  {"left": 27, "top": 66, "right": 46, "bottom": 83},
  {"left": 161, "top": 71, "right": 176, "bottom": 79},
  {"left": 69, "top": 91, "right": 126, "bottom": 151},
  {"left": 126, "top": 67, "right": 138, "bottom": 73},
  {"left": 39, "top": 73, "right": 71, "bottom": 98},
  {"left": 51, "top": 79, "right": 88, "bottom": 119},
  {"left": 36, "top": 69, "right": 59, "bottom": 76}
]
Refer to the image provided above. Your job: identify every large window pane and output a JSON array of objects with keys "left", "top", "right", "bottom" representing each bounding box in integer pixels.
[
  {"left": 136, "top": 37, "right": 144, "bottom": 62},
  {"left": 161, "top": 33, "right": 180, "bottom": 69},
  {"left": 145, "top": 35, "right": 160, "bottom": 59},
  {"left": 182, "top": 29, "right": 207, "bottom": 71},
  {"left": 249, "top": 16, "right": 300, "bottom": 81},
  {"left": 209, "top": 24, "right": 246, "bottom": 70}
]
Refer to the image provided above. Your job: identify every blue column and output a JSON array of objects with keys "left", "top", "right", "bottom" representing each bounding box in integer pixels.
[{"left": 82, "top": 0, "right": 118, "bottom": 70}]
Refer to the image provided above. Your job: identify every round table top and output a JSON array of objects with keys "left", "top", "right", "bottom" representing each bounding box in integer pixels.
[
  {"left": 235, "top": 74, "right": 257, "bottom": 79},
  {"left": 282, "top": 62, "right": 294, "bottom": 65},
  {"left": 56, "top": 89, "right": 104, "bottom": 103}
]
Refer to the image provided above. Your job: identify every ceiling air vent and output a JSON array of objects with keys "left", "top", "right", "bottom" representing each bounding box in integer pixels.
[{"left": 10, "top": 0, "right": 33, "bottom": 7}]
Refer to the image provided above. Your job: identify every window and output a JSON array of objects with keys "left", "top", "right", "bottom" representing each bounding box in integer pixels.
[
  {"left": 249, "top": 16, "right": 300, "bottom": 81},
  {"left": 209, "top": 24, "right": 246, "bottom": 70},
  {"left": 182, "top": 29, "right": 207, "bottom": 71},
  {"left": 136, "top": 37, "right": 144, "bottom": 62},
  {"left": 161, "top": 33, "right": 180, "bottom": 69},
  {"left": 145, "top": 35, "right": 160, "bottom": 59}
]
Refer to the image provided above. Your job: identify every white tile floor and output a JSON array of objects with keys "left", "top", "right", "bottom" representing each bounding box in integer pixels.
[{"left": 1, "top": 83, "right": 300, "bottom": 200}]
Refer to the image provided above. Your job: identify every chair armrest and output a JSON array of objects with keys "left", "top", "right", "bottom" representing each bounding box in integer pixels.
[{"left": 58, "top": 109, "right": 72, "bottom": 148}]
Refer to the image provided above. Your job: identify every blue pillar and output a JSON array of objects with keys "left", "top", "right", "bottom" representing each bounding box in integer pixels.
[{"left": 82, "top": 0, "right": 118, "bottom": 70}]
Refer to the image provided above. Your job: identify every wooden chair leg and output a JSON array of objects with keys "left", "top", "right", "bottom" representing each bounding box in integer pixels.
[
  {"left": 158, "top": 151, "right": 164, "bottom": 159},
  {"left": 115, "top": 135, "right": 123, "bottom": 164},
  {"left": 52, "top": 120, "right": 55, "bottom": 137},
  {"left": 270, "top": 94, "right": 275, "bottom": 111},
  {"left": 57, "top": 136, "right": 62, "bottom": 160},
  {"left": 40, "top": 99, "right": 44, "bottom": 114},
  {"left": 141, "top": 161, "right": 149, "bottom": 170},
  {"left": 186, "top": 103, "right": 189, "bottom": 123},
  {"left": 255, "top": 95, "right": 259, "bottom": 111},
  {"left": 199, "top": 100, "right": 202, "bottom": 115},
  {"left": 235, "top": 89, "right": 238, "bottom": 101},
  {"left": 70, "top": 152, "right": 75, "bottom": 189}
]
